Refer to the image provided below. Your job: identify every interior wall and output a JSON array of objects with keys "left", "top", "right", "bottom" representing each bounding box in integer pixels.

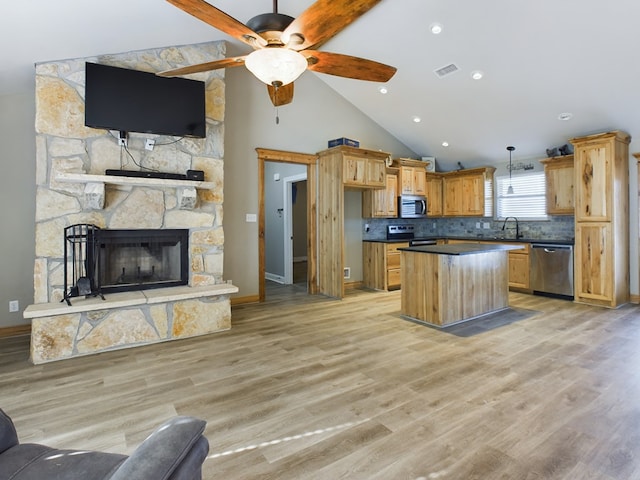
[
  {"left": 223, "top": 43, "right": 416, "bottom": 300},
  {"left": 0, "top": 93, "right": 36, "bottom": 327},
  {"left": 264, "top": 161, "right": 306, "bottom": 280},
  {"left": 292, "top": 181, "right": 307, "bottom": 260}
]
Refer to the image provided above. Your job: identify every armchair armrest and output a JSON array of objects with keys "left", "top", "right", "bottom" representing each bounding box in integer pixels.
[
  {"left": 0, "top": 409, "right": 19, "bottom": 454},
  {"left": 109, "top": 416, "right": 209, "bottom": 480}
]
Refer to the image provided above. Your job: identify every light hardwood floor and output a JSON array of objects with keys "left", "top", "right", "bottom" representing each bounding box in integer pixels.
[{"left": 2, "top": 287, "right": 640, "bottom": 479}]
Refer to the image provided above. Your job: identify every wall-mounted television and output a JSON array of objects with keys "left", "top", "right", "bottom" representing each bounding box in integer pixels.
[{"left": 84, "top": 62, "right": 206, "bottom": 138}]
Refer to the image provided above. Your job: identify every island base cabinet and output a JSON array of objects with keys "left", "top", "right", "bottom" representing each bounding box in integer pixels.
[{"left": 401, "top": 250, "right": 509, "bottom": 326}]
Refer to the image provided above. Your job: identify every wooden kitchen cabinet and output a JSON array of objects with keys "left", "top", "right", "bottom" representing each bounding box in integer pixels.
[
  {"left": 571, "top": 131, "right": 630, "bottom": 308},
  {"left": 395, "top": 158, "right": 426, "bottom": 195},
  {"left": 540, "top": 155, "right": 574, "bottom": 215},
  {"left": 342, "top": 151, "right": 386, "bottom": 188},
  {"left": 362, "top": 169, "right": 398, "bottom": 218},
  {"left": 425, "top": 173, "right": 443, "bottom": 216},
  {"left": 442, "top": 167, "right": 495, "bottom": 217},
  {"left": 317, "top": 145, "right": 392, "bottom": 298},
  {"left": 507, "top": 243, "right": 530, "bottom": 291},
  {"left": 363, "top": 241, "right": 409, "bottom": 291}
]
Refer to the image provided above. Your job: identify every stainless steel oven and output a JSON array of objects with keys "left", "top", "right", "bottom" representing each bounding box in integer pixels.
[{"left": 398, "top": 195, "right": 427, "bottom": 218}]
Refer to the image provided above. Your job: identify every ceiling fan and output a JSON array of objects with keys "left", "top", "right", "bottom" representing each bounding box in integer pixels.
[{"left": 159, "top": 0, "right": 397, "bottom": 106}]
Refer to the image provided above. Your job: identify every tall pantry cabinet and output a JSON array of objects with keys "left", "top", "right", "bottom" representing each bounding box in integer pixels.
[{"left": 571, "top": 131, "right": 630, "bottom": 308}]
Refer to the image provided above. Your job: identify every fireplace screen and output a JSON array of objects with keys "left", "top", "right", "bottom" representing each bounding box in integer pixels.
[
  {"left": 95, "top": 229, "right": 189, "bottom": 294},
  {"left": 62, "top": 225, "right": 189, "bottom": 304}
]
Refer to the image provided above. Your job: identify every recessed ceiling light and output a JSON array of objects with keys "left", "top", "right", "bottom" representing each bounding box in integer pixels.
[
  {"left": 558, "top": 112, "right": 573, "bottom": 121},
  {"left": 412, "top": 116, "right": 422, "bottom": 123},
  {"left": 378, "top": 86, "right": 388, "bottom": 94},
  {"left": 442, "top": 141, "right": 449, "bottom": 147},
  {"left": 430, "top": 23, "right": 443, "bottom": 35},
  {"left": 471, "top": 70, "right": 484, "bottom": 80}
]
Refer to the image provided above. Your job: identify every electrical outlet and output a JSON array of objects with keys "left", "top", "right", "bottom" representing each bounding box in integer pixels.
[
  {"left": 9, "top": 300, "right": 19, "bottom": 313},
  {"left": 343, "top": 267, "right": 351, "bottom": 279},
  {"left": 483, "top": 222, "right": 490, "bottom": 229},
  {"left": 145, "top": 138, "right": 155, "bottom": 150},
  {"left": 364, "top": 223, "right": 370, "bottom": 232},
  {"left": 475, "top": 222, "right": 481, "bottom": 229}
]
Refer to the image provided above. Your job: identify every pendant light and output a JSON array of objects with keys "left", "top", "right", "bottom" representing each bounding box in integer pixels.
[{"left": 507, "top": 146, "right": 515, "bottom": 194}]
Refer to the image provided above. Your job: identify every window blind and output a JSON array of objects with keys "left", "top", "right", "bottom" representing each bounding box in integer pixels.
[{"left": 495, "top": 172, "right": 547, "bottom": 220}]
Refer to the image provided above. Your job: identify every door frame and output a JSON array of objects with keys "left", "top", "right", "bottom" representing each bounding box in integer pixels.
[
  {"left": 283, "top": 173, "right": 307, "bottom": 285},
  {"left": 256, "top": 148, "right": 317, "bottom": 301}
]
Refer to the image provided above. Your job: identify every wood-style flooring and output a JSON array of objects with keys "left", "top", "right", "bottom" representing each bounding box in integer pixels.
[{"left": 2, "top": 287, "right": 640, "bottom": 479}]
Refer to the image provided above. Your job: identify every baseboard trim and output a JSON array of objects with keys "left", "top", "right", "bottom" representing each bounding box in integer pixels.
[
  {"left": 231, "top": 295, "right": 260, "bottom": 306},
  {"left": 265, "top": 272, "right": 285, "bottom": 284},
  {"left": 345, "top": 281, "right": 364, "bottom": 290},
  {"left": 0, "top": 324, "right": 31, "bottom": 338},
  {"left": 630, "top": 294, "right": 640, "bottom": 304}
]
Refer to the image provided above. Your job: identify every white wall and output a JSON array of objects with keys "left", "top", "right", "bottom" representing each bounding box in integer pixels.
[{"left": 0, "top": 93, "right": 36, "bottom": 327}]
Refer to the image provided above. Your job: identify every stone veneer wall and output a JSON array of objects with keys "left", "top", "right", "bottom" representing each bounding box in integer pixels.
[{"left": 30, "top": 41, "right": 233, "bottom": 362}]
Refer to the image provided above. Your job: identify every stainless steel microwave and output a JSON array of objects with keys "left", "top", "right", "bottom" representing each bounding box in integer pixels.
[{"left": 398, "top": 195, "right": 427, "bottom": 218}]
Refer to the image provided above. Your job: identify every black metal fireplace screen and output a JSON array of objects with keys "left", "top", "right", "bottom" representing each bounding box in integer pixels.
[{"left": 62, "top": 224, "right": 189, "bottom": 305}]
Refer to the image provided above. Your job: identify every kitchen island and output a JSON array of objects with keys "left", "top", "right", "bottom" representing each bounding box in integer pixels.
[{"left": 399, "top": 243, "right": 523, "bottom": 327}]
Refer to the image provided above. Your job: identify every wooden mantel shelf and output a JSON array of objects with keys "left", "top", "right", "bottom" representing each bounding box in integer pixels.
[{"left": 56, "top": 172, "right": 216, "bottom": 190}]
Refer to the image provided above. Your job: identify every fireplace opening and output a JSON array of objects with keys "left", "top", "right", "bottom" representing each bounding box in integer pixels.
[
  {"left": 95, "top": 229, "right": 189, "bottom": 294},
  {"left": 62, "top": 225, "right": 189, "bottom": 304}
]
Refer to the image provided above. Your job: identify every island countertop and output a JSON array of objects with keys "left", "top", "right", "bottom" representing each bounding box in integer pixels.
[{"left": 398, "top": 243, "right": 524, "bottom": 255}]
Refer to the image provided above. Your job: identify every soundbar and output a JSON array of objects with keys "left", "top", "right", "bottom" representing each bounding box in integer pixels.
[{"left": 105, "top": 169, "right": 204, "bottom": 181}]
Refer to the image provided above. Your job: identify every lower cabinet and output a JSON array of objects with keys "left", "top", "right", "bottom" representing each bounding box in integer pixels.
[
  {"left": 363, "top": 242, "right": 409, "bottom": 291},
  {"left": 507, "top": 243, "right": 530, "bottom": 291}
]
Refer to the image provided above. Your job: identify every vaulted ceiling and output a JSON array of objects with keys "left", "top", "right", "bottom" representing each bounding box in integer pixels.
[{"left": 5, "top": 0, "right": 640, "bottom": 166}]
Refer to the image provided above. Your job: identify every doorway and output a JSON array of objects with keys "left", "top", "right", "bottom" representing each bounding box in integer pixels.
[{"left": 257, "top": 149, "right": 317, "bottom": 302}]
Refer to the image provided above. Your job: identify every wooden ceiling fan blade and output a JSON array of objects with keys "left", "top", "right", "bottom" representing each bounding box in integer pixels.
[
  {"left": 157, "top": 56, "right": 246, "bottom": 77},
  {"left": 282, "top": 0, "right": 382, "bottom": 51},
  {"left": 267, "top": 82, "right": 294, "bottom": 106},
  {"left": 166, "top": 0, "right": 266, "bottom": 48},
  {"left": 304, "top": 51, "right": 396, "bottom": 82}
]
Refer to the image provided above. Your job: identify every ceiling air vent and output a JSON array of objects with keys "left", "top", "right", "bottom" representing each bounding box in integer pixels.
[{"left": 434, "top": 63, "right": 459, "bottom": 78}]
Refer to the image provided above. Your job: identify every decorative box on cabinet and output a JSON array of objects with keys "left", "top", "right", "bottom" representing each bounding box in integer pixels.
[
  {"left": 571, "top": 130, "right": 630, "bottom": 308},
  {"left": 540, "top": 155, "right": 574, "bottom": 215}
]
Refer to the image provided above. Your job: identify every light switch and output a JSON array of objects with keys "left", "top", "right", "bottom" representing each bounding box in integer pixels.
[{"left": 246, "top": 213, "right": 257, "bottom": 223}]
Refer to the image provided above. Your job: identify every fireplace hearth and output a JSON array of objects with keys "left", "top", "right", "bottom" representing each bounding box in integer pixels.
[{"left": 63, "top": 225, "right": 189, "bottom": 304}]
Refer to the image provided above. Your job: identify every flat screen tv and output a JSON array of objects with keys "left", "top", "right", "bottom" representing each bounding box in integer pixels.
[{"left": 84, "top": 62, "right": 206, "bottom": 138}]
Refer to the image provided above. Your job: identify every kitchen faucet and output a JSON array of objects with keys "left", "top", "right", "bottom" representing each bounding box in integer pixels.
[{"left": 501, "top": 216, "right": 522, "bottom": 239}]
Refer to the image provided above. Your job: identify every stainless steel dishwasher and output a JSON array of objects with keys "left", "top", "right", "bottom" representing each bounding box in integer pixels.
[{"left": 530, "top": 243, "right": 574, "bottom": 299}]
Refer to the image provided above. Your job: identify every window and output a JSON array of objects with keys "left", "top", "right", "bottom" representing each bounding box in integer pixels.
[{"left": 495, "top": 171, "right": 547, "bottom": 220}]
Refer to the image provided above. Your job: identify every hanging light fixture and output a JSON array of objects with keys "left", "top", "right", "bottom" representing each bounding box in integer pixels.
[
  {"left": 245, "top": 47, "right": 308, "bottom": 87},
  {"left": 506, "top": 146, "right": 515, "bottom": 194}
]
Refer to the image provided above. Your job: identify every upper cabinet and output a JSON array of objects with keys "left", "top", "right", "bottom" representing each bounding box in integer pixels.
[
  {"left": 362, "top": 168, "right": 398, "bottom": 218},
  {"left": 395, "top": 158, "right": 427, "bottom": 195},
  {"left": 540, "top": 155, "right": 574, "bottom": 215},
  {"left": 340, "top": 148, "right": 388, "bottom": 188},
  {"left": 442, "top": 167, "right": 495, "bottom": 217},
  {"left": 425, "top": 173, "right": 443, "bottom": 216}
]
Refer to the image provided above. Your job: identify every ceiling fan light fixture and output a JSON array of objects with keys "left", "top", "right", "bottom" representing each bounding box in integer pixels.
[{"left": 245, "top": 48, "right": 307, "bottom": 87}]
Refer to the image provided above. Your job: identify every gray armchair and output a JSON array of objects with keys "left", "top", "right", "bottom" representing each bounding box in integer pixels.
[{"left": 0, "top": 408, "right": 209, "bottom": 480}]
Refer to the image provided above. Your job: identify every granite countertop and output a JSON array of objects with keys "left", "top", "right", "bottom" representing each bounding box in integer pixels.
[
  {"left": 398, "top": 243, "right": 525, "bottom": 255},
  {"left": 364, "top": 236, "right": 574, "bottom": 245}
]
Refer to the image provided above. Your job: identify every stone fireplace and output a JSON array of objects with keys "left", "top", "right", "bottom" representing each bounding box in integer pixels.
[{"left": 25, "top": 41, "right": 238, "bottom": 364}]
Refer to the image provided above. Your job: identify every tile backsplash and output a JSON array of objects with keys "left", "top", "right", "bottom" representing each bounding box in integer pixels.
[{"left": 363, "top": 216, "right": 575, "bottom": 241}]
